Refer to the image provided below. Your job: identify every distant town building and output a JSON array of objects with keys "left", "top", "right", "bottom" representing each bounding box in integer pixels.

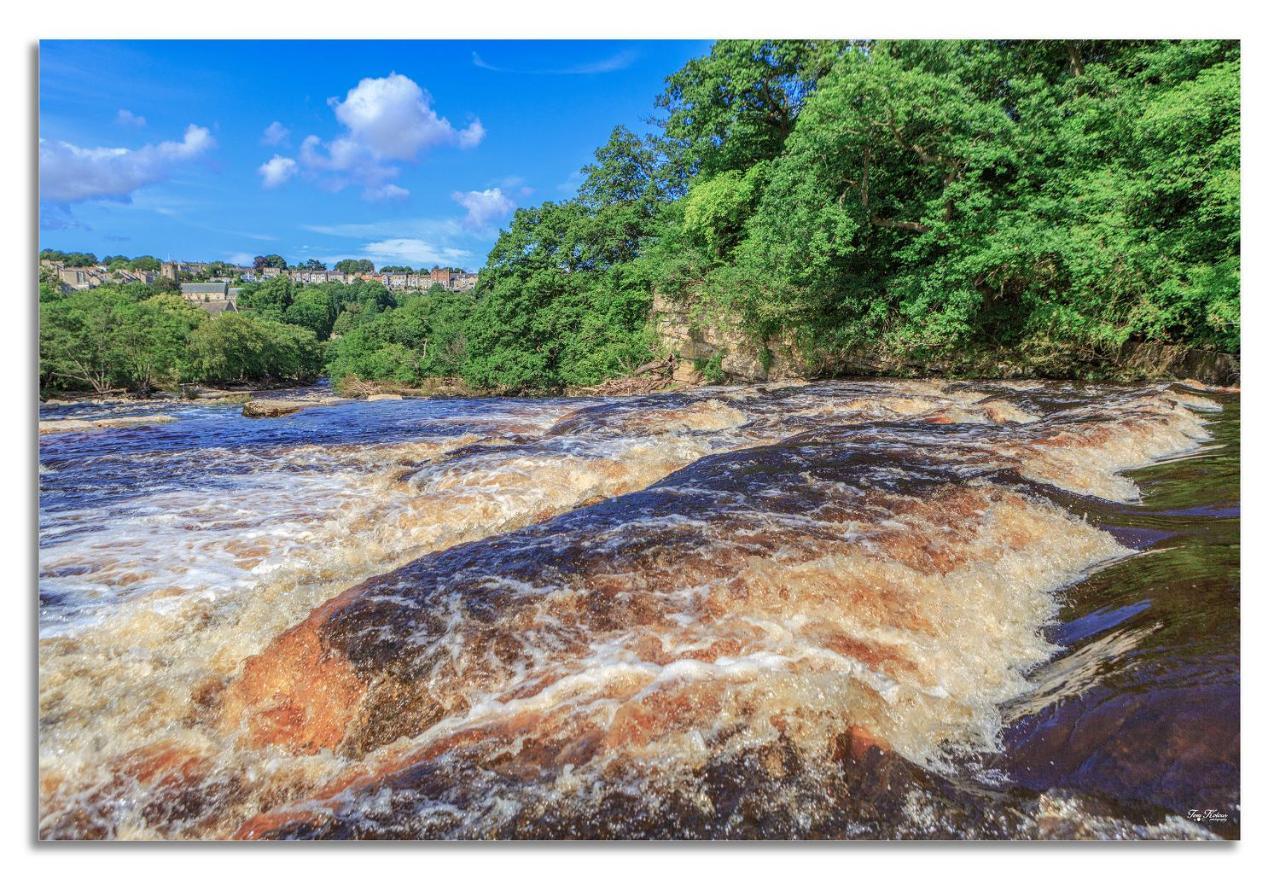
[
  {"left": 181, "top": 281, "right": 229, "bottom": 297},
  {"left": 41, "top": 255, "right": 479, "bottom": 295},
  {"left": 180, "top": 281, "right": 238, "bottom": 314},
  {"left": 197, "top": 299, "right": 237, "bottom": 315},
  {"left": 287, "top": 269, "right": 355, "bottom": 284},
  {"left": 56, "top": 266, "right": 108, "bottom": 290}
]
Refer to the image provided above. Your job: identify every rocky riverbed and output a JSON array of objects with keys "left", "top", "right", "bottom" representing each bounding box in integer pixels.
[{"left": 37, "top": 380, "right": 1239, "bottom": 839}]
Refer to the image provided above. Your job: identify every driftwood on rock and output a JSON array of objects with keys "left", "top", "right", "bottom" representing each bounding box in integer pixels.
[{"left": 573, "top": 355, "right": 678, "bottom": 396}]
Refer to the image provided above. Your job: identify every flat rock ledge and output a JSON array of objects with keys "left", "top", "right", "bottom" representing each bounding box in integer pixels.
[
  {"left": 242, "top": 397, "right": 339, "bottom": 418},
  {"left": 39, "top": 415, "right": 176, "bottom": 435}
]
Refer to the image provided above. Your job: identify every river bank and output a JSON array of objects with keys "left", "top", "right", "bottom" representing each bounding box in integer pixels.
[{"left": 39, "top": 333, "right": 1242, "bottom": 410}]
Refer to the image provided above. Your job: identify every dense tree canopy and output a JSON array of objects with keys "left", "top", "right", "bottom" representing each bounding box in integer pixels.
[
  {"left": 710, "top": 40, "right": 1242, "bottom": 356},
  {"left": 327, "top": 291, "right": 475, "bottom": 385},
  {"left": 657, "top": 40, "right": 849, "bottom": 179},
  {"left": 39, "top": 285, "right": 323, "bottom": 395},
  {"left": 187, "top": 313, "right": 323, "bottom": 385},
  {"left": 326, "top": 39, "right": 1241, "bottom": 392},
  {"left": 39, "top": 40, "right": 1239, "bottom": 397},
  {"left": 460, "top": 130, "right": 664, "bottom": 391}
]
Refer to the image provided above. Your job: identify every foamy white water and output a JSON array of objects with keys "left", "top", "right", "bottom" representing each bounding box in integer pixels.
[{"left": 37, "top": 381, "right": 1228, "bottom": 839}]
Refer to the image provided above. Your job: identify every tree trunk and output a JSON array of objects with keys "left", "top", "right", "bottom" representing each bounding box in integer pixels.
[{"left": 1067, "top": 42, "right": 1085, "bottom": 77}]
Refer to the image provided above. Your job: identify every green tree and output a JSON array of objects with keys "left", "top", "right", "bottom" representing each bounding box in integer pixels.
[
  {"left": 187, "top": 313, "right": 322, "bottom": 384},
  {"left": 708, "top": 39, "right": 1240, "bottom": 357},
  {"left": 116, "top": 295, "right": 206, "bottom": 392},
  {"left": 236, "top": 276, "right": 295, "bottom": 323},
  {"left": 326, "top": 291, "right": 476, "bottom": 384},
  {"left": 39, "top": 289, "right": 206, "bottom": 394},
  {"left": 464, "top": 197, "right": 654, "bottom": 391},
  {"left": 40, "top": 289, "right": 135, "bottom": 393},
  {"left": 253, "top": 254, "right": 288, "bottom": 272},
  {"left": 658, "top": 40, "right": 849, "bottom": 178},
  {"left": 284, "top": 288, "right": 336, "bottom": 339}
]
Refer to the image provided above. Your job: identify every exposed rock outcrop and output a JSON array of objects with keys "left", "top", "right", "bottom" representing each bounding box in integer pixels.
[
  {"left": 652, "top": 292, "right": 805, "bottom": 384},
  {"left": 651, "top": 292, "right": 1240, "bottom": 387},
  {"left": 1117, "top": 341, "right": 1239, "bottom": 387},
  {"left": 39, "top": 415, "right": 176, "bottom": 435},
  {"left": 241, "top": 398, "right": 338, "bottom": 418}
]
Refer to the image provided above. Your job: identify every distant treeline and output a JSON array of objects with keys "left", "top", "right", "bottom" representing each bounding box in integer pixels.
[
  {"left": 39, "top": 283, "right": 324, "bottom": 395},
  {"left": 40, "top": 249, "right": 161, "bottom": 270},
  {"left": 40, "top": 40, "right": 1239, "bottom": 396},
  {"left": 40, "top": 249, "right": 467, "bottom": 276},
  {"left": 37, "top": 276, "right": 475, "bottom": 395}
]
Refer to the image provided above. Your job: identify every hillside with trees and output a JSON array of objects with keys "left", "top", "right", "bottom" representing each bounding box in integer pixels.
[
  {"left": 39, "top": 40, "right": 1240, "bottom": 397},
  {"left": 326, "top": 39, "right": 1241, "bottom": 392},
  {"left": 454, "top": 39, "right": 1239, "bottom": 390}
]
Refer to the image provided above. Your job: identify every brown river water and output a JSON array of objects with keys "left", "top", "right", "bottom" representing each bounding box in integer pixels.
[{"left": 36, "top": 379, "right": 1239, "bottom": 839}]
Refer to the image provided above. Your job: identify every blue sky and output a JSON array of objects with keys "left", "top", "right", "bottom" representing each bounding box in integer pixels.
[{"left": 38, "top": 40, "right": 710, "bottom": 270}]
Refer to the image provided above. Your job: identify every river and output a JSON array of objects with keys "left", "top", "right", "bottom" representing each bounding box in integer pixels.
[{"left": 36, "top": 379, "right": 1239, "bottom": 839}]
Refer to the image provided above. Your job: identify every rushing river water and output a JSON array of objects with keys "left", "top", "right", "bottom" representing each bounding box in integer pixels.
[{"left": 37, "top": 380, "right": 1239, "bottom": 840}]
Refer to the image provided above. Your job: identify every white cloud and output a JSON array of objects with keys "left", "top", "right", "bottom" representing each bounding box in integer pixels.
[
  {"left": 258, "top": 155, "right": 298, "bottom": 188},
  {"left": 364, "top": 183, "right": 410, "bottom": 201},
  {"left": 471, "top": 49, "right": 638, "bottom": 75},
  {"left": 299, "top": 134, "right": 373, "bottom": 175},
  {"left": 303, "top": 216, "right": 462, "bottom": 240},
  {"left": 285, "top": 73, "right": 485, "bottom": 200},
  {"left": 39, "top": 124, "right": 214, "bottom": 203},
  {"left": 262, "top": 121, "right": 290, "bottom": 146},
  {"left": 331, "top": 73, "right": 475, "bottom": 160},
  {"left": 351, "top": 238, "right": 472, "bottom": 267},
  {"left": 301, "top": 188, "right": 517, "bottom": 271},
  {"left": 495, "top": 175, "right": 534, "bottom": 197},
  {"left": 116, "top": 109, "right": 146, "bottom": 127},
  {"left": 226, "top": 252, "right": 255, "bottom": 266},
  {"left": 452, "top": 187, "right": 516, "bottom": 228},
  {"left": 297, "top": 133, "right": 398, "bottom": 197},
  {"left": 457, "top": 119, "right": 486, "bottom": 149}
]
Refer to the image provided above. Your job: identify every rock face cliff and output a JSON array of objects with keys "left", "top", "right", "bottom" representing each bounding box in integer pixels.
[
  {"left": 652, "top": 292, "right": 806, "bottom": 384},
  {"left": 651, "top": 293, "right": 1240, "bottom": 387}
]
